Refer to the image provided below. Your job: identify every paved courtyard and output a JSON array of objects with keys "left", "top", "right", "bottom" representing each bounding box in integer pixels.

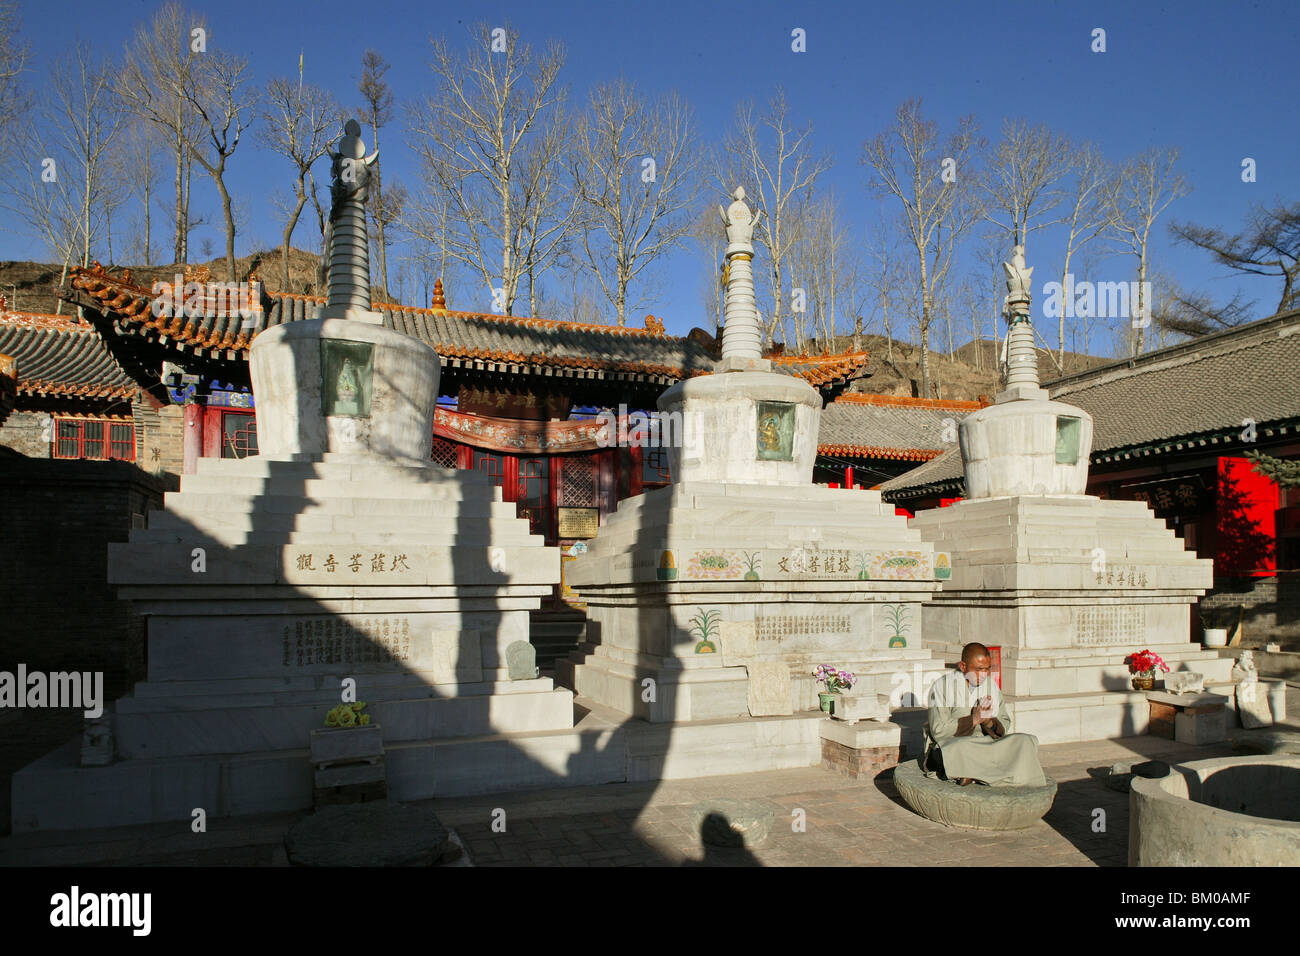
[{"left": 2, "top": 681, "right": 1295, "bottom": 867}]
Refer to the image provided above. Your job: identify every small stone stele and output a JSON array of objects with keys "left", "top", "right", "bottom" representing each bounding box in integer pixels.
[
  {"left": 1164, "top": 672, "right": 1204, "bottom": 695},
  {"left": 505, "top": 640, "right": 539, "bottom": 680},
  {"left": 80, "top": 716, "right": 114, "bottom": 767},
  {"left": 832, "top": 692, "right": 890, "bottom": 723},
  {"left": 1237, "top": 677, "right": 1273, "bottom": 729}
]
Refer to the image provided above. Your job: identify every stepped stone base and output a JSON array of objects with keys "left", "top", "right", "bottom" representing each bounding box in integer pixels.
[
  {"left": 564, "top": 480, "right": 948, "bottom": 722},
  {"left": 11, "top": 452, "right": 570, "bottom": 832},
  {"left": 12, "top": 699, "right": 831, "bottom": 832}
]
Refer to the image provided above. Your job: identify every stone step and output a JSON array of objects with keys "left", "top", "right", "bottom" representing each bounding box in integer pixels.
[
  {"left": 163, "top": 492, "right": 516, "bottom": 520},
  {"left": 112, "top": 682, "right": 576, "bottom": 758},
  {"left": 177, "top": 474, "right": 504, "bottom": 501},
  {"left": 195, "top": 456, "right": 491, "bottom": 486},
  {"left": 145, "top": 509, "right": 532, "bottom": 539}
]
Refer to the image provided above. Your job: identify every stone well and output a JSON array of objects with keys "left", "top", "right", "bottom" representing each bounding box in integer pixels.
[{"left": 1129, "top": 755, "right": 1300, "bottom": 866}]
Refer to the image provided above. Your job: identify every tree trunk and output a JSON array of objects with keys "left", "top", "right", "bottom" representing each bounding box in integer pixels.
[
  {"left": 282, "top": 180, "right": 307, "bottom": 292},
  {"left": 173, "top": 127, "right": 184, "bottom": 264},
  {"left": 214, "top": 159, "right": 236, "bottom": 282}
]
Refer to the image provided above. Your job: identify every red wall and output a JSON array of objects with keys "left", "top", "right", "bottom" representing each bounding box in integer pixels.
[{"left": 1215, "top": 456, "right": 1278, "bottom": 576}]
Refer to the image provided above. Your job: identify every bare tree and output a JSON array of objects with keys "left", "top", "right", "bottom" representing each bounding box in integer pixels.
[
  {"left": 1108, "top": 146, "right": 1189, "bottom": 355},
  {"left": 1152, "top": 280, "right": 1254, "bottom": 338},
  {"left": 410, "top": 22, "right": 566, "bottom": 315},
  {"left": 49, "top": 41, "right": 124, "bottom": 270},
  {"left": 864, "top": 213, "right": 907, "bottom": 365},
  {"left": 689, "top": 200, "right": 725, "bottom": 335},
  {"left": 182, "top": 50, "right": 256, "bottom": 281},
  {"left": 113, "top": 118, "right": 163, "bottom": 264},
  {"left": 1052, "top": 141, "right": 1117, "bottom": 370},
  {"left": 0, "top": 0, "right": 29, "bottom": 146},
  {"left": 570, "top": 78, "right": 699, "bottom": 325},
  {"left": 1, "top": 41, "right": 122, "bottom": 310},
  {"left": 786, "top": 194, "right": 851, "bottom": 352},
  {"left": 357, "top": 49, "right": 398, "bottom": 297},
  {"left": 863, "top": 99, "right": 984, "bottom": 396},
  {"left": 118, "top": 2, "right": 205, "bottom": 264},
  {"left": 518, "top": 113, "right": 579, "bottom": 316},
  {"left": 982, "top": 118, "right": 1071, "bottom": 253},
  {"left": 260, "top": 62, "right": 341, "bottom": 292},
  {"left": 722, "top": 87, "right": 832, "bottom": 347},
  {"left": 1171, "top": 199, "right": 1300, "bottom": 317}
]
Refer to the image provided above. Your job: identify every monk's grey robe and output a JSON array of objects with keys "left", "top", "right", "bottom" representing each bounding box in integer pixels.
[{"left": 926, "top": 670, "right": 1046, "bottom": 787}]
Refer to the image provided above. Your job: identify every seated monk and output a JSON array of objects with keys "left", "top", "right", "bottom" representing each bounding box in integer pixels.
[{"left": 925, "top": 642, "right": 1046, "bottom": 788}]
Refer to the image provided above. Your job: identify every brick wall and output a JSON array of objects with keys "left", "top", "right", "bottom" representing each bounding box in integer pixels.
[
  {"left": 0, "top": 410, "right": 52, "bottom": 458},
  {"left": 1196, "top": 571, "right": 1300, "bottom": 647},
  {"left": 0, "top": 458, "right": 165, "bottom": 699},
  {"left": 130, "top": 399, "right": 183, "bottom": 488}
]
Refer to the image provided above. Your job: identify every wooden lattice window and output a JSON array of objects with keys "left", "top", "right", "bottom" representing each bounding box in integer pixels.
[
  {"left": 53, "top": 418, "right": 135, "bottom": 461},
  {"left": 221, "top": 411, "right": 258, "bottom": 459},
  {"left": 516, "top": 457, "right": 550, "bottom": 537},
  {"left": 560, "top": 455, "right": 596, "bottom": 506},
  {"left": 431, "top": 435, "right": 459, "bottom": 469}
]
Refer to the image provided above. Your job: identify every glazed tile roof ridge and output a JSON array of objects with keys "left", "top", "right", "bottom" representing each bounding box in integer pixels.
[
  {"left": 62, "top": 264, "right": 873, "bottom": 389},
  {"left": 1046, "top": 307, "right": 1300, "bottom": 395},
  {"left": 0, "top": 305, "right": 138, "bottom": 401},
  {"left": 828, "top": 392, "right": 989, "bottom": 410},
  {"left": 881, "top": 307, "right": 1300, "bottom": 497},
  {"left": 817, "top": 442, "right": 944, "bottom": 462}
]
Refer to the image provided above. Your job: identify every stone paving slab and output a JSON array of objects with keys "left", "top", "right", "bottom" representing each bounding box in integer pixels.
[{"left": 2, "top": 688, "right": 1295, "bottom": 867}]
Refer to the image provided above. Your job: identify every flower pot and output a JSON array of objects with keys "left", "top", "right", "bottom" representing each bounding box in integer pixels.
[
  {"left": 818, "top": 692, "right": 835, "bottom": 713},
  {"left": 1131, "top": 675, "right": 1155, "bottom": 691},
  {"left": 1203, "top": 628, "right": 1228, "bottom": 648},
  {"left": 310, "top": 724, "right": 384, "bottom": 765}
]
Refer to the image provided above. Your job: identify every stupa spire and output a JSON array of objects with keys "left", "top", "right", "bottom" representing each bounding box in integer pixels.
[
  {"left": 324, "top": 119, "right": 379, "bottom": 314},
  {"left": 719, "top": 187, "right": 763, "bottom": 361},
  {"left": 999, "top": 244, "right": 1047, "bottom": 402}
]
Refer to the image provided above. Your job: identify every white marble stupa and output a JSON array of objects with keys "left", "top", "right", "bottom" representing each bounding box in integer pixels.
[
  {"left": 559, "top": 188, "right": 949, "bottom": 773},
  {"left": 907, "top": 246, "right": 1228, "bottom": 743},
  {"left": 12, "top": 121, "right": 570, "bottom": 831}
]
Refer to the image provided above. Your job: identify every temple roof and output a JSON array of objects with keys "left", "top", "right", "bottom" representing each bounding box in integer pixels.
[
  {"left": 817, "top": 393, "right": 988, "bottom": 462},
  {"left": 61, "top": 265, "right": 871, "bottom": 392},
  {"left": 0, "top": 303, "right": 137, "bottom": 402},
  {"left": 880, "top": 308, "right": 1300, "bottom": 499}
]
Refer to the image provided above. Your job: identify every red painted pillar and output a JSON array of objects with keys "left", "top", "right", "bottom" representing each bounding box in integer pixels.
[
  {"left": 844, "top": 466, "right": 854, "bottom": 489},
  {"left": 1215, "top": 456, "right": 1278, "bottom": 576},
  {"left": 182, "top": 402, "right": 203, "bottom": 474}
]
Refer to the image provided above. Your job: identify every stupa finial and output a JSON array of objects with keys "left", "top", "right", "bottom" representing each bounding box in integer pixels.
[{"left": 1000, "top": 243, "right": 1041, "bottom": 395}]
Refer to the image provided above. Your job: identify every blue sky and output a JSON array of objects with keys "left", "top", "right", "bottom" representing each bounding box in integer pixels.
[{"left": 5, "top": 0, "right": 1298, "bottom": 352}]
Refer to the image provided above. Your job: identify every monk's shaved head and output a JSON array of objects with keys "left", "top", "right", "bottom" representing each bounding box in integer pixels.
[{"left": 961, "top": 643, "right": 990, "bottom": 665}]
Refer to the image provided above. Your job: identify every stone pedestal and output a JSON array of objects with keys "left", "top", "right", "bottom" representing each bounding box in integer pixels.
[
  {"left": 819, "top": 718, "right": 901, "bottom": 778},
  {"left": 908, "top": 494, "right": 1219, "bottom": 742},
  {"left": 561, "top": 480, "right": 947, "bottom": 724}
]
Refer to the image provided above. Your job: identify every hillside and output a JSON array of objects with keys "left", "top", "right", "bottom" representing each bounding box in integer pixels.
[{"left": 0, "top": 255, "right": 1115, "bottom": 404}]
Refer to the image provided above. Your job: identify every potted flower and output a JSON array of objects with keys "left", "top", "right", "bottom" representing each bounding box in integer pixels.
[
  {"left": 813, "top": 665, "right": 857, "bottom": 712},
  {"left": 1123, "top": 650, "right": 1170, "bottom": 691},
  {"left": 1199, "top": 607, "right": 1228, "bottom": 648},
  {"left": 309, "top": 702, "right": 382, "bottom": 766}
]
